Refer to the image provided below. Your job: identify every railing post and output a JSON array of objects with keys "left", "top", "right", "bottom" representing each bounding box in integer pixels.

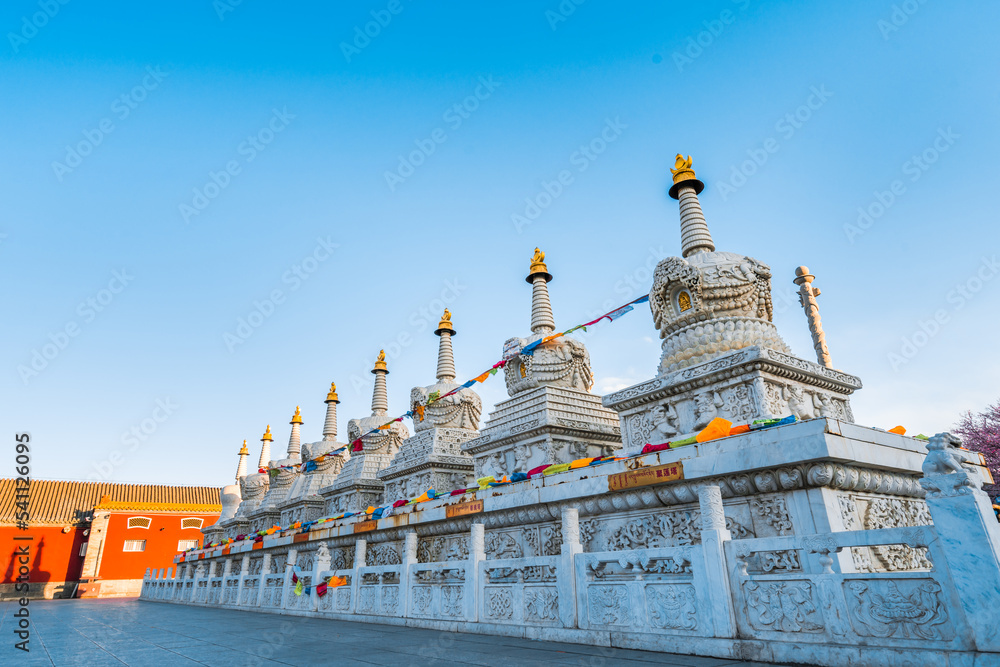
[
  {"left": 236, "top": 555, "right": 249, "bottom": 606},
  {"left": 188, "top": 562, "right": 201, "bottom": 603},
  {"left": 401, "top": 532, "right": 417, "bottom": 618},
  {"left": 312, "top": 544, "right": 332, "bottom": 612},
  {"left": 920, "top": 433, "right": 1000, "bottom": 652},
  {"left": 256, "top": 553, "right": 271, "bottom": 607},
  {"left": 281, "top": 549, "right": 298, "bottom": 610},
  {"left": 468, "top": 523, "right": 484, "bottom": 621},
  {"left": 560, "top": 508, "right": 582, "bottom": 628},
  {"left": 351, "top": 540, "right": 366, "bottom": 614},
  {"left": 697, "top": 484, "right": 737, "bottom": 638}
]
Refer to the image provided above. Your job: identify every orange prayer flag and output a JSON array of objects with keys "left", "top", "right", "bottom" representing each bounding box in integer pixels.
[
  {"left": 474, "top": 371, "right": 490, "bottom": 383},
  {"left": 888, "top": 425, "right": 906, "bottom": 435},
  {"left": 729, "top": 424, "right": 751, "bottom": 436},
  {"left": 696, "top": 417, "right": 733, "bottom": 443}
]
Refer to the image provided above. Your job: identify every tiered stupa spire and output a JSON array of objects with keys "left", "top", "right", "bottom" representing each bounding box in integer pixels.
[
  {"left": 287, "top": 406, "right": 303, "bottom": 460},
  {"left": 235, "top": 439, "right": 249, "bottom": 483},
  {"left": 527, "top": 248, "right": 555, "bottom": 334},
  {"left": 434, "top": 310, "right": 457, "bottom": 382},
  {"left": 258, "top": 425, "right": 273, "bottom": 469},
  {"left": 323, "top": 382, "right": 339, "bottom": 441},
  {"left": 668, "top": 155, "right": 715, "bottom": 258},
  {"left": 371, "top": 350, "right": 389, "bottom": 415}
]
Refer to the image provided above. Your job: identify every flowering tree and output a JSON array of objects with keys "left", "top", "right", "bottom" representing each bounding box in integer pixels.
[{"left": 954, "top": 400, "right": 1000, "bottom": 499}]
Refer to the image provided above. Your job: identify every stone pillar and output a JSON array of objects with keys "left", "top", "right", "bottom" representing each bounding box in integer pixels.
[
  {"left": 281, "top": 549, "right": 298, "bottom": 610},
  {"left": 256, "top": 553, "right": 271, "bottom": 608},
  {"left": 351, "top": 540, "right": 367, "bottom": 614},
  {"left": 559, "top": 507, "right": 582, "bottom": 628},
  {"left": 288, "top": 407, "right": 303, "bottom": 460},
  {"left": 794, "top": 266, "right": 833, "bottom": 368},
  {"left": 323, "top": 383, "right": 339, "bottom": 441},
  {"left": 920, "top": 433, "right": 1000, "bottom": 652},
  {"left": 526, "top": 248, "right": 555, "bottom": 335},
  {"left": 236, "top": 554, "right": 249, "bottom": 606},
  {"left": 468, "top": 523, "right": 485, "bottom": 621},
  {"left": 312, "top": 544, "right": 332, "bottom": 611},
  {"left": 697, "top": 485, "right": 736, "bottom": 638},
  {"left": 189, "top": 562, "right": 201, "bottom": 603},
  {"left": 221, "top": 559, "right": 232, "bottom": 606},
  {"left": 401, "top": 532, "right": 418, "bottom": 618}
]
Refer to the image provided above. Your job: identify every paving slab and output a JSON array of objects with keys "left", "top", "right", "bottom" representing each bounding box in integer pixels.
[{"left": 0, "top": 599, "right": 794, "bottom": 666}]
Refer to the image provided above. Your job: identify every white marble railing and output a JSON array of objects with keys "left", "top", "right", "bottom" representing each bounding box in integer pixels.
[{"left": 140, "top": 467, "right": 1000, "bottom": 666}]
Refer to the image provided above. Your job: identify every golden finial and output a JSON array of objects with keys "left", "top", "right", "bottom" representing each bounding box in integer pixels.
[
  {"left": 261, "top": 425, "right": 273, "bottom": 442},
  {"left": 238, "top": 439, "right": 249, "bottom": 455},
  {"left": 290, "top": 405, "right": 303, "bottom": 425},
  {"left": 668, "top": 153, "right": 705, "bottom": 199},
  {"left": 434, "top": 308, "right": 455, "bottom": 336},
  {"left": 372, "top": 349, "right": 388, "bottom": 372},
  {"left": 325, "top": 381, "right": 340, "bottom": 403},
  {"left": 526, "top": 247, "right": 553, "bottom": 283}
]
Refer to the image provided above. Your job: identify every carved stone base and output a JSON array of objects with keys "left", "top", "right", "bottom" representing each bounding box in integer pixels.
[
  {"left": 377, "top": 427, "right": 479, "bottom": 501},
  {"left": 462, "top": 386, "right": 621, "bottom": 477},
  {"left": 603, "top": 346, "right": 862, "bottom": 454}
]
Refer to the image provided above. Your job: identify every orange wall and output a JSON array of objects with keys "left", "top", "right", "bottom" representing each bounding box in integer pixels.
[
  {"left": 97, "top": 511, "right": 219, "bottom": 580},
  {"left": 0, "top": 525, "right": 87, "bottom": 584}
]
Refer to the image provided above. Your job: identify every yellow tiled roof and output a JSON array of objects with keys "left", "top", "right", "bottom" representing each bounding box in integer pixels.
[{"left": 0, "top": 479, "right": 222, "bottom": 525}]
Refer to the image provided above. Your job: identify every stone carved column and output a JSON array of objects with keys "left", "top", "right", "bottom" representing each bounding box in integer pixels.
[
  {"left": 920, "top": 433, "right": 1000, "bottom": 651},
  {"left": 312, "top": 543, "right": 331, "bottom": 612},
  {"left": 697, "top": 484, "right": 736, "bottom": 638},
  {"left": 560, "top": 507, "right": 582, "bottom": 628},
  {"left": 401, "top": 531, "right": 418, "bottom": 619},
  {"left": 281, "top": 549, "right": 298, "bottom": 610},
  {"left": 350, "top": 539, "right": 367, "bottom": 615},
  {"left": 794, "top": 266, "right": 833, "bottom": 368},
  {"left": 469, "top": 523, "right": 485, "bottom": 621},
  {"left": 256, "top": 553, "right": 271, "bottom": 608},
  {"left": 236, "top": 554, "right": 250, "bottom": 606}
]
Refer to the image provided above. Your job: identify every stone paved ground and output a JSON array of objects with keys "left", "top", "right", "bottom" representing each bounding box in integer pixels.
[{"left": 0, "top": 599, "right": 784, "bottom": 666}]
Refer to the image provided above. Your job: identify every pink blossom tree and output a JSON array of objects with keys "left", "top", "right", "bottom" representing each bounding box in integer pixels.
[{"left": 955, "top": 400, "right": 1000, "bottom": 499}]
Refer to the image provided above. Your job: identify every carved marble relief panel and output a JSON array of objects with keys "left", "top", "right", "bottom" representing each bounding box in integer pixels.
[
  {"left": 839, "top": 494, "right": 932, "bottom": 572},
  {"left": 583, "top": 503, "right": 754, "bottom": 552}
]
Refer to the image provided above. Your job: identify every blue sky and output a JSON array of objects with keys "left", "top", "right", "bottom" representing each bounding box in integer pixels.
[{"left": 3, "top": 0, "right": 998, "bottom": 486}]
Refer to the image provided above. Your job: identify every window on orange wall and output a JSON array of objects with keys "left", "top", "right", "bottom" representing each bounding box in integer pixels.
[
  {"left": 123, "top": 540, "right": 146, "bottom": 552},
  {"left": 181, "top": 517, "right": 204, "bottom": 530},
  {"left": 127, "top": 517, "right": 152, "bottom": 529},
  {"left": 178, "top": 539, "right": 199, "bottom": 551}
]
